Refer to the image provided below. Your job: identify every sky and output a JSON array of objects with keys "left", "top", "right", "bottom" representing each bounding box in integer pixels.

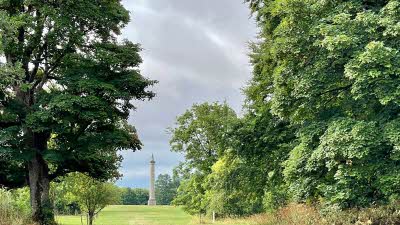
[{"left": 116, "top": 0, "right": 258, "bottom": 188}]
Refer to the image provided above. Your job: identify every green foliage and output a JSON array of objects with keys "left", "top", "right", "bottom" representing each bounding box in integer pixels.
[
  {"left": 0, "top": 0, "right": 155, "bottom": 222},
  {"left": 155, "top": 174, "right": 180, "bottom": 205},
  {"left": 172, "top": 173, "right": 207, "bottom": 216},
  {"left": 170, "top": 99, "right": 295, "bottom": 216},
  {"left": 169, "top": 0, "right": 400, "bottom": 219},
  {"left": 0, "top": 188, "right": 32, "bottom": 225},
  {"left": 247, "top": 0, "right": 400, "bottom": 209},
  {"left": 51, "top": 178, "right": 81, "bottom": 215},
  {"left": 204, "top": 151, "right": 264, "bottom": 216},
  {"left": 169, "top": 102, "right": 237, "bottom": 173},
  {"left": 219, "top": 203, "right": 400, "bottom": 225},
  {"left": 321, "top": 201, "right": 400, "bottom": 225},
  {"left": 60, "top": 173, "right": 121, "bottom": 225},
  {"left": 11, "top": 188, "right": 31, "bottom": 217},
  {"left": 170, "top": 102, "right": 238, "bottom": 215},
  {"left": 262, "top": 186, "right": 288, "bottom": 213},
  {"left": 231, "top": 106, "right": 296, "bottom": 212},
  {"left": 120, "top": 188, "right": 149, "bottom": 205}
]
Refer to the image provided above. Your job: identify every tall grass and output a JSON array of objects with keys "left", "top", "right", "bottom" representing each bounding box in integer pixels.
[
  {"left": 215, "top": 203, "right": 400, "bottom": 225},
  {"left": 0, "top": 188, "right": 33, "bottom": 225}
]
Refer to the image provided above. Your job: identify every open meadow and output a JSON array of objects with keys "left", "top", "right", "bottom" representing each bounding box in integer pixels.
[
  {"left": 56, "top": 205, "right": 247, "bottom": 225},
  {"left": 57, "top": 205, "right": 192, "bottom": 225}
]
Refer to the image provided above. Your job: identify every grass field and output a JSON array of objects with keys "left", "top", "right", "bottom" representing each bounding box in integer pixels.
[
  {"left": 56, "top": 205, "right": 249, "bottom": 225},
  {"left": 57, "top": 205, "right": 193, "bottom": 225}
]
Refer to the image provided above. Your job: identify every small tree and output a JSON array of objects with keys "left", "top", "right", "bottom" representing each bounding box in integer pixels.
[{"left": 64, "top": 173, "right": 120, "bottom": 225}]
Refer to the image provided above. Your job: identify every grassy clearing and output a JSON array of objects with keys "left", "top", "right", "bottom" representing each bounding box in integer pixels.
[
  {"left": 58, "top": 203, "right": 400, "bottom": 225},
  {"left": 57, "top": 205, "right": 193, "bottom": 225},
  {"left": 56, "top": 205, "right": 250, "bottom": 225}
]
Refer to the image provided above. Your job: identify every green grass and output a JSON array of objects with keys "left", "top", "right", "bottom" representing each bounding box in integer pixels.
[
  {"left": 56, "top": 205, "right": 194, "bottom": 225},
  {"left": 56, "top": 205, "right": 250, "bottom": 225}
]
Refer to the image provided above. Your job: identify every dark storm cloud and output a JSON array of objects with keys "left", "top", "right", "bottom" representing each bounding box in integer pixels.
[{"left": 116, "top": 0, "right": 257, "bottom": 188}]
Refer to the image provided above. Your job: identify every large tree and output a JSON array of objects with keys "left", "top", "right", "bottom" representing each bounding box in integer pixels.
[
  {"left": 247, "top": 0, "right": 400, "bottom": 207},
  {"left": 169, "top": 102, "right": 237, "bottom": 215},
  {"left": 0, "top": 0, "right": 155, "bottom": 223},
  {"left": 169, "top": 102, "right": 237, "bottom": 174}
]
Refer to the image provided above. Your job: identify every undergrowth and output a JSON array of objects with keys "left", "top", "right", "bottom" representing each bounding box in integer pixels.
[
  {"left": 214, "top": 203, "right": 400, "bottom": 225},
  {"left": 0, "top": 188, "right": 33, "bottom": 225}
]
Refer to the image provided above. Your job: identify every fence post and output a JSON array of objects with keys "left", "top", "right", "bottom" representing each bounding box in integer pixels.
[{"left": 212, "top": 211, "right": 216, "bottom": 223}]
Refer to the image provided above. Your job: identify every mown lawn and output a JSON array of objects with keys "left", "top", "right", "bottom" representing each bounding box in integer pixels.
[
  {"left": 57, "top": 205, "right": 249, "bottom": 225},
  {"left": 57, "top": 205, "right": 194, "bottom": 225}
]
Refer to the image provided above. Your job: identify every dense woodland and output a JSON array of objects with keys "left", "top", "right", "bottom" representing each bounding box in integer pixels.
[{"left": 169, "top": 0, "right": 400, "bottom": 221}]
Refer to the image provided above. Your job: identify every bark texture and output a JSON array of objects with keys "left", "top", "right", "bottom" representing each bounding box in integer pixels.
[{"left": 28, "top": 132, "right": 54, "bottom": 225}]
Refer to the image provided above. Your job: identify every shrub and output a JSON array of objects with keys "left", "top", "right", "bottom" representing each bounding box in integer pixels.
[
  {"left": 262, "top": 186, "right": 288, "bottom": 212},
  {"left": 0, "top": 188, "right": 32, "bottom": 225}
]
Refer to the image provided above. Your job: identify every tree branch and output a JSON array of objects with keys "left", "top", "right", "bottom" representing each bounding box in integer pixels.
[
  {"left": 0, "top": 121, "right": 20, "bottom": 128},
  {"left": 319, "top": 84, "right": 353, "bottom": 96}
]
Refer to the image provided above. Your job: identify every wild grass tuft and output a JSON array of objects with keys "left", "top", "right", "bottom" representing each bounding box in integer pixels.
[
  {"left": 0, "top": 188, "right": 34, "bottom": 225},
  {"left": 214, "top": 203, "right": 400, "bottom": 225}
]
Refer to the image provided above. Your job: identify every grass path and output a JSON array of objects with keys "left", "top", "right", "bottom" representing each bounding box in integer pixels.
[{"left": 57, "top": 205, "right": 194, "bottom": 225}]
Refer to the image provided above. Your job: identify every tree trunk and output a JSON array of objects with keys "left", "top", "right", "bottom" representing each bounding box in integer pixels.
[
  {"left": 88, "top": 212, "right": 94, "bottom": 225},
  {"left": 28, "top": 133, "right": 55, "bottom": 225}
]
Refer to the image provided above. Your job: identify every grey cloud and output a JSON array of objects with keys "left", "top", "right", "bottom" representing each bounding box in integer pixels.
[{"left": 116, "top": 0, "right": 257, "bottom": 188}]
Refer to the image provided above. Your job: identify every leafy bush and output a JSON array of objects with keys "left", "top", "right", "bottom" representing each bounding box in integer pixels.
[
  {"left": 262, "top": 186, "right": 288, "bottom": 212},
  {"left": 0, "top": 188, "right": 32, "bottom": 225},
  {"left": 204, "top": 152, "right": 264, "bottom": 217}
]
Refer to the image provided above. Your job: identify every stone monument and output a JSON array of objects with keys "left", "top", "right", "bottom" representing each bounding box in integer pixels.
[{"left": 148, "top": 154, "right": 156, "bottom": 205}]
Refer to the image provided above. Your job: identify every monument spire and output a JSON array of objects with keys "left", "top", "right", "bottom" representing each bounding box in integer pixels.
[{"left": 148, "top": 154, "right": 156, "bottom": 206}]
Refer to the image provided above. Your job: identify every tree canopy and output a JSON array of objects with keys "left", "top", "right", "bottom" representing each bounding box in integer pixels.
[
  {"left": 169, "top": 102, "right": 237, "bottom": 174},
  {"left": 171, "top": 0, "right": 400, "bottom": 217},
  {"left": 170, "top": 102, "right": 237, "bottom": 216},
  {"left": 62, "top": 173, "right": 120, "bottom": 225},
  {"left": 155, "top": 174, "right": 180, "bottom": 205},
  {"left": 0, "top": 0, "right": 155, "bottom": 223},
  {"left": 247, "top": 0, "right": 400, "bottom": 208}
]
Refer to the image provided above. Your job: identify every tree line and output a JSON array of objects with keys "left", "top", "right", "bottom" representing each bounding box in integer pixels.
[
  {"left": 169, "top": 0, "right": 400, "bottom": 219},
  {"left": 52, "top": 173, "right": 178, "bottom": 215},
  {"left": 1, "top": 172, "right": 179, "bottom": 225}
]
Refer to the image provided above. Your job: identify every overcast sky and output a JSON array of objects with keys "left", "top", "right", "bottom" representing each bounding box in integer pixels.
[{"left": 116, "top": 0, "right": 257, "bottom": 188}]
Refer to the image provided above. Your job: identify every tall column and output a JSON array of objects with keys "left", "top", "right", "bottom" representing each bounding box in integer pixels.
[{"left": 148, "top": 154, "right": 156, "bottom": 205}]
